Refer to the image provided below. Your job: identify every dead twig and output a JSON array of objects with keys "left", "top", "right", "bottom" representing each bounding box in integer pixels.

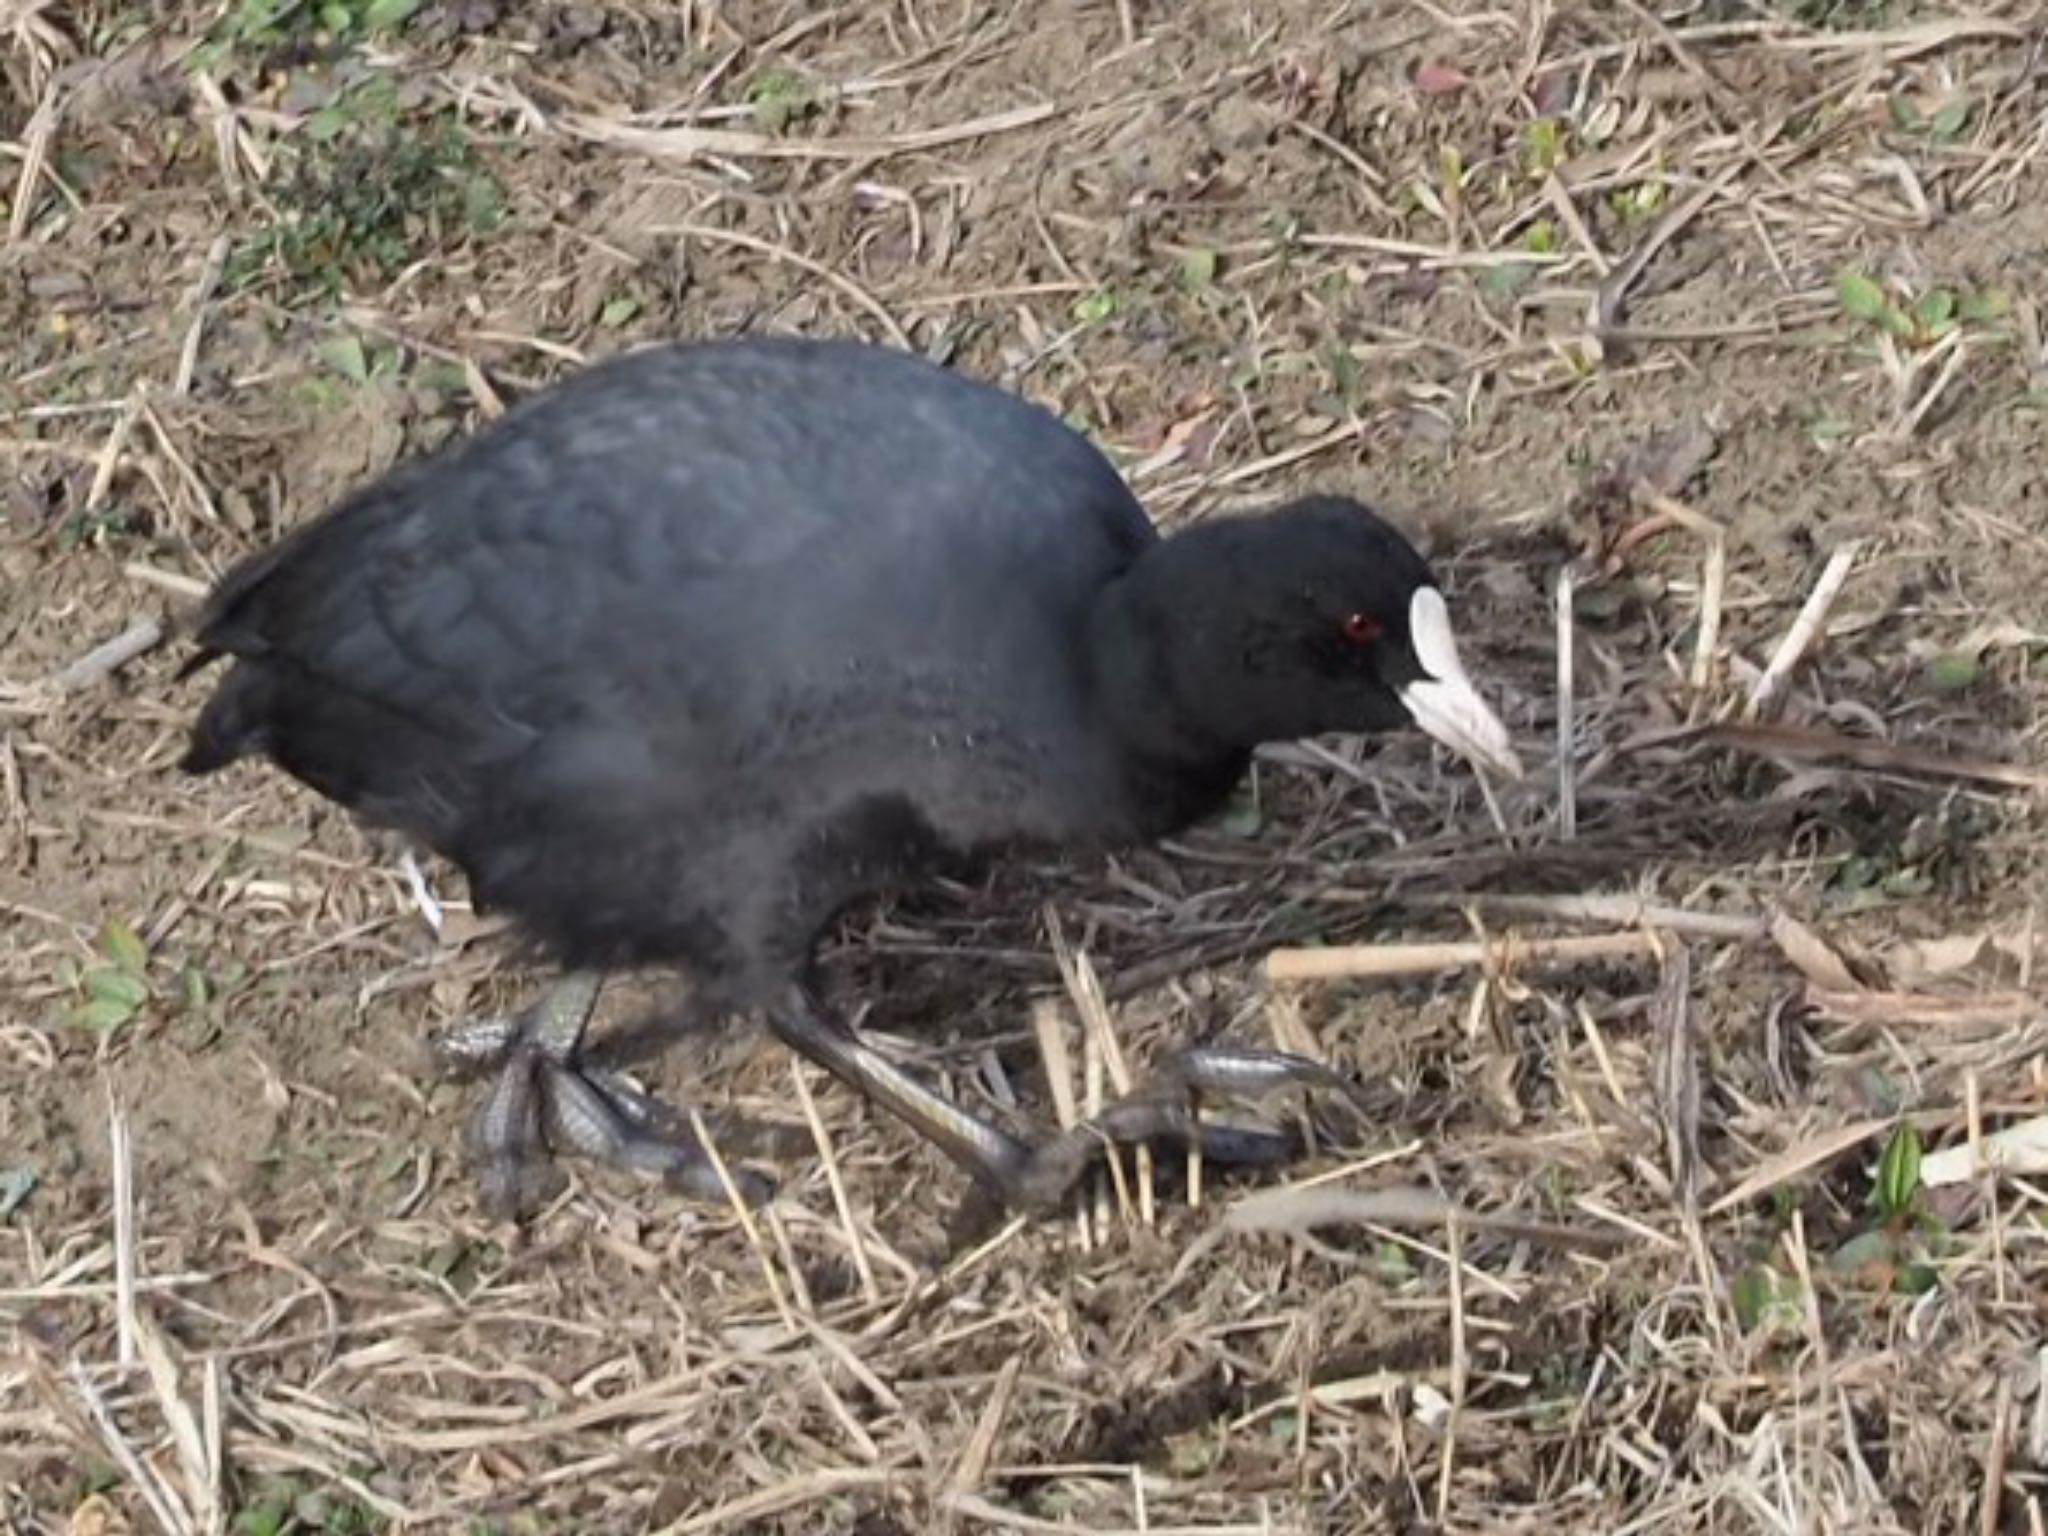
[
  {"left": 1266, "top": 929, "right": 1664, "bottom": 984},
  {"left": 1746, "top": 542, "right": 1860, "bottom": 720},
  {"left": 44, "top": 618, "right": 165, "bottom": 692},
  {"left": 1626, "top": 720, "right": 2048, "bottom": 793}
]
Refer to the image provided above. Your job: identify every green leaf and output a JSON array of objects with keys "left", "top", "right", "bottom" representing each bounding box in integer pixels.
[
  {"left": 1522, "top": 119, "right": 1564, "bottom": 178},
  {"left": 1522, "top": 218, "right": 1557, "bottom": 254},
  {"left": 1373, "top": 1240, "right": 1415, "bottom": 1283},
  {"left": 747, "top": 69, "right": 814, "bottom": 134},
  {"left": 463, "top": 174, "right": 506, "bottom": 236},
  {"left": 318, "top": 333, "right": 370, "bottom": 385},
  {"left": 1481, "top": 261, "right": 1535, "bottom": 297},
  {"left": 1878, "top": 302, "right": 1918, "bottom": 340},
  {"left": 1893, "top": 1260, "right": 1939, "bottom": 1295},
  {"left": 1827, "top": 1228, "right": 1893, "bottom": 1275},
  {"left": 364, "top": 0, "right": 420, "bottom": 29},
  {"left": 1179, "top": 247, "right": 1218, "bottom": 293},
  {"left": 1072, "top": 289, "right": 1119, "bottom": 325},
  {"left": 319, "top": 2, "right": 352, "bottom": 33},
  {"left": 600, "top": 294, "right": 641, "bottom": 329},
  {"left": 305, "top": 104, "right": 349, "bottom": 143},
  {"left": 1929, "top": 99, "right": 1970, "bottom": 140},
  {"left": 1875, "top": 1120, "right": 1923, "bottom": 1219},
  {"left": 1927, "top": 651, "right": 1979, "bottom": 694},
  {"left": 1914, "top": 288, "right": 1955, "bottom": 331},
  {"left": 100, "top": 916, "right": 148, "bottom": 976},
  {"left": 1833, "top": 270, "right": 1890, "bottom": 323},
  {"left": 1960, "top": 287, "right": 2011, "bottom": 324},
  {"left": 1881, "top": 865, "right": 1935, "bottom": 900},
  {"left": 1730, "top": 1265, "right": 1774, "bottom": 1330},
  {"left": 83, "top": 967, "right": 148, "bottom": 1011},
  {"left": 70, "top": 996, "right": 140, "bottom": 1033}
]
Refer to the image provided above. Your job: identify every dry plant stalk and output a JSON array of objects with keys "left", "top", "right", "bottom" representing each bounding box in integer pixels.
[
  {"left": 1266, "top": 928, "right": 1664, "bottom": 984},
  {"left": 1746, "top": 542, "right": 1859, "bottom": 720}
]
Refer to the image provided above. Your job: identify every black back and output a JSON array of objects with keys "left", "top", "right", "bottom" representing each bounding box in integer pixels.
[{"left": 184, "top": 338, "right": 1164, "bottom": 993}]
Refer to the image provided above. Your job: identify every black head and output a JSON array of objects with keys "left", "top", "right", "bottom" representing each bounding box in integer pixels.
[{"left": 1107, "top": 494, "right": 1523, "bottom": 778}]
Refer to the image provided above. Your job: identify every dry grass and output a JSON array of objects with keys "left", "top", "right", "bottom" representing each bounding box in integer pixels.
[{"left": 4, "top": 1, "right": 2048, "bottom": 1532}]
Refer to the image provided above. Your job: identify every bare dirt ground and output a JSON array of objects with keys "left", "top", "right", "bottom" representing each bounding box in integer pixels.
[{"left": 5, "top": 2, "right": 2048, "bottom": 1532}]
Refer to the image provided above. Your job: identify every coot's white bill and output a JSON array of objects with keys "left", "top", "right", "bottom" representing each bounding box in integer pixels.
[{"left": 1398, "top": 586, "right": 1524, "bottom": 780}]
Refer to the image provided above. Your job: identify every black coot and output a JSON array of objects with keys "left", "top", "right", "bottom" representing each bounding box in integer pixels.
[{"left": 180, "top": 336, "right": 1521, "bottom": 1220}]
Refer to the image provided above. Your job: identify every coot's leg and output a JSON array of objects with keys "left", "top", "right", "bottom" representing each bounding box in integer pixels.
[
  {"left": 432, "top": 972, "right": 765, "bottom": 1218},
  {"left": 766, "top": 982, "right": 1368, "bottom": 1217}
]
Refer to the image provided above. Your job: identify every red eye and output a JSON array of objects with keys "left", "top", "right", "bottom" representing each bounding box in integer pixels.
[{"left": 1341, "top": 612, "right": 1381, "bottom": 644}]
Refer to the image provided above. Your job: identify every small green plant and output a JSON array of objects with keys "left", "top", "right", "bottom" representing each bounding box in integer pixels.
[
  {"left": 1608, "top": 177, "right": 1668, "bottom": 225},
  {"left": 1833, "top": 268, "right": 2010, "bottom": 349},
  {"left": 1889, "top": 94, "right": 1971, "bottom": 142},
  {"left": 1523, "top": 117, "right": 1567, "bottom": 180},
  {"left": 233, "top": 1474, "right": 387, "bottom": 1535},
  {"left": 1731, "top": 1261, "right": 1805, "bottom": 1336},
  {"left": 59, "top": 918, "right": 153, "bottom": 1035},
  {"left": 746, "top": 67, "right": 820, "bottom": 134},
  {"left": 1827, "top": 1119, "right": 1945, "bottom": 1295},
  {"left": 231, "top": 74, "right": 503, "bottom": 299},
  {"left": 56, "top": 503, "right": 138, "bottom": 551},
  {"left": 1806, "top": 406, "right": 1854, "bottom": 446},
  {"left": 178, "top": 957, "right": 251, "bottom": 1050},
  {"left": 421, "top": 1236, "right": 503, "bottom": 1297},
  {"left": 1071, "top": 289, "right": 1122, "bottom": 326},
  {"left": 195, "top": 0, "right": 418, "bottom": 75},
  {"left": 1825, "top": 802, "right": 1984, "bottom": 911}
]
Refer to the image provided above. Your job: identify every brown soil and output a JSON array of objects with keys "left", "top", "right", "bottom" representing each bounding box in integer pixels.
[{"left": 4, "top": 3, "right": 2047, "bottom": 1533}]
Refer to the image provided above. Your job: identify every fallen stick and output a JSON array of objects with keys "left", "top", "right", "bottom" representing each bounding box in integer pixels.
[
  {"left": 45, "top": 617, "right": 164, "bottom": 691},
  {"left": 1746, "top": 541, "right": 1859, "bottom": 720},
  {"left": 1390, "top": 890, "right": 1764, "bottom": 941},
  {"left": 1804, "top": 987, "right": 2036, "bottom": 1032},
  {"left": 1266, "top": 928, "right": 1661, "bottom": 984},
  {"left": 1555, "top": 566, "right": 1576, "bottom": 840},
  {"left": 1173, "top": 1182, "right": 1626, "bottom": 1284},
  {"left": 1623, "top": 719, "right": 2048, "bottom": 792}
]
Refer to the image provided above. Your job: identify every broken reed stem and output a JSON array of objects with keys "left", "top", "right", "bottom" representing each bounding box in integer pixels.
[
  {"left": 1747, "top": 542, "right": 1859, "bottom": 720},
  {"left": 1436, "top": 1209, "right": 1466, "bottom": 1525},
  {"left": 69, "top": 1361, "right": 193, "bottom": 1536},
  {"left": 1691, "top": 532, "right": 1727, "bottom": 703},
  {"left": 108, "top": 1084, "right": 136, "bottom": 1371},
  {"left": 174, "top": 233, "right": 232, "bottom": 396},
  {"left": 1266, "top": 929, "right": 1662, "bottom": 984},
  {"left": 1392, "top": 890, "right": 1764, "bottom": 940},
  {"left": 47, "top": 617, "right": 165, "bottom": 692},
  {"left": 1556, "top": 566, "right": 1576, "bottom": 840},
  {"left": 687, "top": 1108, "right": 796, "bottom": 1332},
  {"left": 789, "top": 1059, "right": 879, "bottom": 1305}
]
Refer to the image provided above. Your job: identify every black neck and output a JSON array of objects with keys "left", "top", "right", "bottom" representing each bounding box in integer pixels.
[{"left": 1084, "top": 554, "right": 1254, "bottom": 838}]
